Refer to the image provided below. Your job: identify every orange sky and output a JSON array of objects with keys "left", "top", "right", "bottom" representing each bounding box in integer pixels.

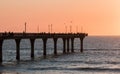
[{"left": 0, "top": 0, "right": 120, "bottom": 35}]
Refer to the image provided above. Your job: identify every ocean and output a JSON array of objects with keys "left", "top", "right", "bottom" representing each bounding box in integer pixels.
[{"left": 0, "top": 36, "right": 120, "bottom": 74}]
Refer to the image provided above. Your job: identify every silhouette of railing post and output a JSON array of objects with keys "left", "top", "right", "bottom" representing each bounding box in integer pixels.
[
  {"left": 15, "top": 39, "right": 21, "bottom": 61},
  {"left": 71, "top": 38, "right": 74, "bottom": 52},
  {"left": 53, "top": 38, "right": 58, "bottom": 55},
  {"left": 42, "top": 38, "right": 47, "bottom": 57},
  {"left": 0, "top": 39, "right": 3, "bottom": 64},
  {"left": 63, "top": 38, "right": 66, "bottom": 54},
  {"left": 30, "top": 39, "right": 35, "bottom": 59},
  {"left": 67, "top": 38, "right": 70, "bottom": 53}
]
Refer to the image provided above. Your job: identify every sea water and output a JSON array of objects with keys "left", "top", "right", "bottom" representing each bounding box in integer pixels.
[{"left": 0, "top": 36, "right": 120, "bottom": 74}]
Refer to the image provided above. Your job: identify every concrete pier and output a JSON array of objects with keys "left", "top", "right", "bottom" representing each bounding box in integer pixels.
[
  {"left": 15, "top": 39, "right": 21, "bottom": 61},
  {"left": 0, "top": 39, "right": 3, "bottom": 63},
  {"left": 67, "top": 38, "right": 70, "bottom": 53},
  {"left": 53, "top": 38, "right": 58, "bottom": 55},
  {"left": 71, "top": 38, "right": 74, "bottom": 52},
  {"left": 80, "top": 38, "right": 83, "bottom": 52},
  {"left": 30, "top": 39, "right": 35, "bottom": 59},
  {"left": 42, "top": 38, "right": 47, "bottom": 57},
  {"left": 79, "top": 34, "right": 86, "bottom": 53},
  {"left": 63, "top": 38, "right": 66, "bottom": 54},
  {"left": 0, "top": 32, "right": 88, "bottom": 63}
]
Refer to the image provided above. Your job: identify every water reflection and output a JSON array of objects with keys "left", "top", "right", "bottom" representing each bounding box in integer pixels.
[{"left": 0, "top": 72, "right": 19, "bottom": 74}]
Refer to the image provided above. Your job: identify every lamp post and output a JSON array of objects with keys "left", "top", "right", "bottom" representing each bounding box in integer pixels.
[{"left": 25, "top": 22, "right": 26, "bottom": 33}]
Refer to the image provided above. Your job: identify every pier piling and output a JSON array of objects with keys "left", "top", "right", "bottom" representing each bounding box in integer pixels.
[
  {"left": 15, "top": 39, "right": 21, "bottom": 61},
  {"left": 63, "top": 38, "right": 66, "bottom": 54},
  {"left": 30, "top": 39, "right": 35, "bottom": 59},
  {"left": 43, "top": 38, "right": 47, "bottom": 57},
  {"left": 67, "top": 38, "right": 70, "bottom": 53},
  {"left": 80, "top": 38, "right": 83, "bottom": 53},
  {"left": 71, "top": 38, "right": 74, "bottom": 52},
  {"left": 79, "top": 34, "right": 87, "bottom": 53},
  {"left": 0, "top": 39, "right": 3, "bottom": 64},
  {"left": 53, "top": 38, "right": 58, "bottom": 55}
]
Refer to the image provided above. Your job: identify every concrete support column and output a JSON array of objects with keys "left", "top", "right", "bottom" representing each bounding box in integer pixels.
[
  {"left": 80, "top": 38, "right": 84, "bottom": 53},
  {"left": 42, "top": 38, "right": 47, "bottom": 56},
  {"left": 0, "top": 39, "right": 3, "bottom": 64},
  {"left": 67, "top": 38, "right": 69, "bottom": 53},
  {"left": 30, "top": 39, "right": 35, "bottom": 59},
  {"left": 15, "top": 39, "right": 21, "bottom": 61},
  {"left": 63, "top": 38, "right": 66, "bottom": 54},
  {"left": 71, "top": 38, "right": 74, "bottom": 53},
  {"left": 53, "top": 38, "right": 57, "bottom": 55}
]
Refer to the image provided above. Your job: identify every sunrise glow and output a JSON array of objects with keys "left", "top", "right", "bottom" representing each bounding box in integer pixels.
[{"left": 0, "top": 0, "right": 120, "bottom": 35}]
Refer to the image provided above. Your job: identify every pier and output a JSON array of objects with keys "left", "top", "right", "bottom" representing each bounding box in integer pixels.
[{"left": 0, "top": 32, "right": 88, "bottom": 63}]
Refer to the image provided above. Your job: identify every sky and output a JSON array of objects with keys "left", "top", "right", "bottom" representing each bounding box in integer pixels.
[{"left": 0, "top": 0, "right": 120, "bottom": 35}]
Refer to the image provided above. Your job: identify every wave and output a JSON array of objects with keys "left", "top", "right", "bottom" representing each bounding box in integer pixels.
[
  {"left": 69, "top": 67, "right": 120, "bottom": 72},
  {"left": 84, "top": 49, "right": 120, "bottom": 51},
  {"left": 27, "top": 67, "right": 120, "bottom": 72}
]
